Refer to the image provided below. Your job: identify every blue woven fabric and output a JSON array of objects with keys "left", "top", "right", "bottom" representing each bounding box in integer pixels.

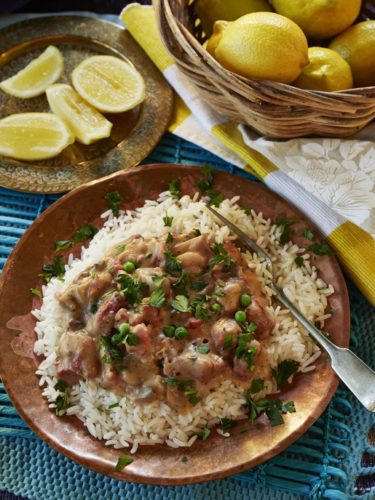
[{"left": 0, "top": 133, "right": 374, "bottom": 500}]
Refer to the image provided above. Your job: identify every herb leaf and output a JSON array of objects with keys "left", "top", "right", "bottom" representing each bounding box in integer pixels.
[
  {"left": 41, "top": 255, "right": 65, "bottom": 282},
  {"left": 73, "top": 224, "right": 98, "bottom": 244},
  {"left": 100, "top": 336, "right": 123, "bottom": 368},
  {"left": 294, "top": 256, "right": 304, "bottom": 267},
  {"left": 163, "top": 214, "right": 173, "bottom": 227},
  {"left": 165, "top": 249, "right": 182, "bottom": 276},
  {"left": 199, "top": 426, "right": 210, "bottom": 440},
  {"left": 302, "top": 228, "right": 314, "bottom": 240},
  {"left": 272, "top": 360, "right": 299, "bottom": 390},
  {"left": 152, "top": 276, "right": 165, "bottom": 287},
  {"left": 208, "top": 243, "right": 232, "bottom": 269},
  {"left": 148, "top": 288, "right": 166, "bottom": 308},
  {"left": 163, "top": 377, "right": 201, "bottom": 405},
  {"left": 275, "top": 218, "right": 294, "bottom": 245},
  {"left": 115, "top": 455, "right": 133, "bottom": 471},
  {"left": 169, "top": 179, "right": 181, "bottom": 198},
  {"left": 249, "top": 378, "right": 264, "bottom": 394},
  {"left": 105, "top": 191, "right": 123, "bottom": 215},
  {"left": 117, "top": 274, "right": 148, "bottom": 305},
  {"left": 223, "top": 333, "right": 233, "bottom": 350},
  {"left": 197, "top": 166, "right": 223, "bottom": 207},
  {"left": 30, "top": 288, "right": 41, "bottom": 298},
  {"left": 166, "top": 232, "right": 174, "bottom": 243},
  {"left": 171, "top": 295, "right": 191, "bottom": 313},
  {"left": 308, "top": 243, "right": 334, "bottom": 256},
  {"left": 54, "top": 380, "right": 70, "bottom": 415},
  {"left": 55, "top": 240, "right": 72, "bottom": 251},
  {"left": 191, "top": 280, "right": 207, "bottom": 292},
  {"left": 196, "top": 344, "right": 210, "bottom": 354},
  {"left": 220, "top": 418, "right": 237, "bottom": 433}
]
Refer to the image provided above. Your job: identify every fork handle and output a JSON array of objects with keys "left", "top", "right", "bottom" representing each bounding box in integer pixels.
[{"left": 273, "top": 285, "right": 375, "bottom": 412}]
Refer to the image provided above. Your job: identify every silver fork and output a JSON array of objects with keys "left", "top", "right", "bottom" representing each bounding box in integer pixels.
[{"left": 207, "top": 204, "right": 375, "bottom": 412}]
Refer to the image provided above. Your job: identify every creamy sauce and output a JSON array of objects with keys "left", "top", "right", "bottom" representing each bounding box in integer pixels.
[{"left": 56, "top": 233, "right": 275, "bottom": 413}]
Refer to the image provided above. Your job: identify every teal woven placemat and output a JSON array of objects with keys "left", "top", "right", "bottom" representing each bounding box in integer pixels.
[{"left": 0, "top": 133, "right": 374, "bottom": 500}]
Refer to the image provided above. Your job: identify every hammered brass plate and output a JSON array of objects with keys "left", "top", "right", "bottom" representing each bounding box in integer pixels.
[
  {"left": 0, "top": 16, "right": 173, "bottom": 193},
  {"left": 0, "top": 164, "right": 350, "bottom": 485}
]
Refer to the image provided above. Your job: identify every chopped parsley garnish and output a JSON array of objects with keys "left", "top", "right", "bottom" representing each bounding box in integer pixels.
[
  {"left": 152, "top": 276, "right": 165, "bottom": 287},
  {"left": 182, "top": 456, "right": 189, "bottom": 463},
  {"left": 100, "top": 336, "right": 123, "bottom": 367},
  {"left": 208, "top": 243, "right": 232, "bottom": 268},
  {"left": 245, "top": 391, "right": 295, "bottom": 426},
  {"left": 54, "top": 380, "right": 70, "bottom": 415},
  {"left": 191, "top": 280, "right": 207, "bottom": 292},
  {"left": 101, "top": 289, "right": 115, "bottom": 299},
  {"left": 171, "top": 295, "right": 191, "bottom": 313},
  {"left": 308, "top": 242, "right": 334, "bottom": 256},
  {"left": 73, "top": 224, "right": 98, "bottom": 244},
  {"left": 197, "top": 166, "right": 223, "bottom": 207},
  {"left": 189, "top": 356, "right": 198, "bottom": 362},
  {"left": 194, "top": 228, "right": 201, "bottom": 236},
  {"left": 105, "top": 191, "right": 123, "bottom": 215},
  {"left": 169, "top": 178, "right": 181, "bottom": 198},
  {"left": 115, "top": 244, "right": 125, "bottom": 254},
  {"left": 275, "top": 218, "right": 294, "bottom": 245},
  {"left": 198, "top": 426, "right": 210, "bottom": 440},
  {"left": 163, "top": 214, "right": 173, "bottom": 227},
  {"left": 165, "top": 249, "right": 182, "bottom": 275},
  {"left": 166, "top": 232, "right": 174, "bottom": 243},
  {"left": 40, "top": 255, "right": 65, "bottom": 282},
  {"left": 54, "top": 240, "right": 72, "bottom": 251},
  {"left": 190, "top": 295, "right": 210, "bottom": 320},
  {"left": 223, "top": 333, "right": 233, "bottom": 350},
  {"left": 117, "top": 273, "right": 148, "bottom": 305},
  {"left": 220, "top": 418, "right": 237, "bottom": 433},
  {"left": 109, "top": 402, "right": 120, "bottom": 409},
  {"left": 235, "top": 323, "right": 257, "bottom": 369},
  {"left": 196, "top": 344, "right": 210, "bottom": 354},
  {"left": 302, "top": 228, "right": 314, "bottom": 240},
  {"left": 294, "top": 256, "right": 304, "bottom": 267},
  {"left": 249, "top": 378, "right": 264, "bottom": 394},
  {"left": 172, "top": 270, "right": 190, "bottom": 293},
  {"left": 30, "top": 288, "right": 41, "bottom": 298},
  {"left": 241, "top": 206, "right": 252, "bottom": 216},
  {"left": 163, "top": 377, "right": 201, "bottom": 405},
  {"left": 89, "top": 302, "right": 98, "bottom": 314},
  {"left": 148, "top": 288, "right": 166, "bottom": 308},
  {"left": 272, "top": 360, "right": 299, "bottom": 390},
  {"left": 115, "top": 455, "right": 133, "bottom": 471}
]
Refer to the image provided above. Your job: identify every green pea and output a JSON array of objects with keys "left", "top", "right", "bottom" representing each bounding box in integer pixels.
[
  {"left": 163, "top": 325, "right": 176, "bottom": 338},
  {"left": 175, "top": 326, "right": 188, "bottom": 340},
  {"left": 123, "top": 261, "right": 135, "bottom": 273},
  {"left": 212, "top": 303, "right": 222, "bottom": 313},
  {"left": 240, "top": 294, "right": 251, "bottom": 307},
  {"left": 235, "top": 310, "right": 246, "bottom": 323}
]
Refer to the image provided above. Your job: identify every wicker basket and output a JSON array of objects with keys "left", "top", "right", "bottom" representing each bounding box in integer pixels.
[{"left": 153, "top": 0, "right": 375, "bottom": 138}]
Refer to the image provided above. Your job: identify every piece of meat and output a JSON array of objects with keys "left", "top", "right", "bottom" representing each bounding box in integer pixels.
[
  {"left": 89, "top": 292, "right": 126, "bottom": 337},
  {"left": 217, "top": 278, "right": 244, "bottom": 314},
  {"left": 232, "top": 340, "right": 270, "bottom": 380},
  {"left": 164, "top": 347, "right": 226, "bottom": 383},
  {"left": 211, "top": 318, "right": 241, "bottom": 354},
  {"left": 56, "top": 330, "right": 100, "bottom": 385},
  {"left": 128, "top": 304, "right": 165, "bottom": 333},
  {"left": 173, "top": 235, "right": 212, "bottom": 275},
  {"left": 58, "top": 269, "right": 113, "bottom": 315},
  {"left": 126, "top": 323, "right": 152, "bottom": 356},
  {"left": 115, "top": 235, "right": 148, "bottom": 264},
  {"left": 246, "top": 297, "right": 275, "bottom": 339},
  {"left": 184, "top": 317, "right": 204, "bottom": 329}
]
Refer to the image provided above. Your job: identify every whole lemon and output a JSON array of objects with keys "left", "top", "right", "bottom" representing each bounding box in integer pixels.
[
  {"left": 270, "top": 0, "right": 361, "bottom": 39},
  {"left": 210, "top": 12, "right": 309, "bottom": 84},
  {"left": 294, "top": 47, "right": 353, "bottom": 91},
  {"left": 194, "top": 0, "right": 272, "bottom": 37},
  {"left": 330, "top": 21, "right": 375, "bottom": 87}
]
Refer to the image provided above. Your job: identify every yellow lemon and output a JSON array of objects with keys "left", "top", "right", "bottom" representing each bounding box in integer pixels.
[
  {"left": 194, "top": 0, "right": 272, "bottom": 37},
  {"left": 330, "top": 21, "right": 375, "bottom": 88},
  {"left": 210, "top": 12, "right": 309, "bottom": 84},
  {"left": 46, "top": 84, "right": 112, "bottom": 145},
  {"left": 270, "top": 0, "right": 361, "bottom": 40},
  {"left": 206, "top": 21, "right": 228, "bottom": 56},
  {"left": 0, "top": 113, "right": 74, "bottom": 161},
  {"left": 72, "top": 55, "right": 145, "bottom": 113},
  {"left": 0, "top": 45, "right": 64, "bottom": 98},
  {"left": 294, "top": 47, "right": 353, "bottom": 91}
]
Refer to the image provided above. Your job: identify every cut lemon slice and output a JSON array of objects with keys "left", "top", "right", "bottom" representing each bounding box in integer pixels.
[
  {"left": 0, "top": 46, "right": 64, "bottom": 98},
  {"left": 46, "top": 83, "right": 113, "bottom": 145},
  {"left": 0, "top": 112, "right": 74, "bottom": 161},
  {"left": 71, "top": 55, "right": 145, "bottom": 113}
]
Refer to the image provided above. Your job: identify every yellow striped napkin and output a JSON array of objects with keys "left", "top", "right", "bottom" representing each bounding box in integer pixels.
[{"left": 121, "top": 3, "right": 375, "bottom": 306}]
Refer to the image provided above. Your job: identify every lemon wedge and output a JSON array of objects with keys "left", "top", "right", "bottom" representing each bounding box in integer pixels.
[
  {"left": 0, "top": 46, "right": 64, "bottom": 98},
  {"left": 46, "top": 83, "right": 112, "bottom": 145},
  {"left": 0, "top": 112, "right": 74, "bottom": 161},
  {"left": 71, "top": 55, "right": 145, "bottom": 113}
]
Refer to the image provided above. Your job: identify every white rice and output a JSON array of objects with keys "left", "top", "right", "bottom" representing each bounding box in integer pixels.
[{"left": 33, "top": 191, "right": 333, "bottom": 450}]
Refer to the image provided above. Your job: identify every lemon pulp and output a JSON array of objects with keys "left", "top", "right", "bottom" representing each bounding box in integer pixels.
[{"left": 0, "top": 46, "right": 64, "bottom": 98}]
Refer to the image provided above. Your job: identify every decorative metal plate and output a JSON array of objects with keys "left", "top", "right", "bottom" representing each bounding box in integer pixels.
[{"left": 0, "top": 16, "right": 173, "bottom": 193}]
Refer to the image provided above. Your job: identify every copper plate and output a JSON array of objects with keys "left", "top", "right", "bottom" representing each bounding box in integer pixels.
[
  {"left": 0, "top": 16, "right": 173, "bottom": 194},
  {"left": 0, "top": 164, "right": 350, "bottom": 485}
]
